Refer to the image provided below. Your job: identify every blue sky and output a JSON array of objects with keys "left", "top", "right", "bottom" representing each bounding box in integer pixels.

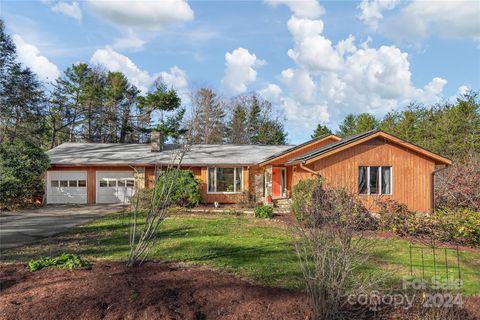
[{"left": 2, "top": 0, "right": 479, "bottom": 143}]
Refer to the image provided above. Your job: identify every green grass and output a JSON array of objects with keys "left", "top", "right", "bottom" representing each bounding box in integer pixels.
[{"left": 2, "top": 211, "right": 479, "bottom": 295}]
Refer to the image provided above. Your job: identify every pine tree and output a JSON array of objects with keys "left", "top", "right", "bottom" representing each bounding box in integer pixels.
[
  {"left": 0, "top": 20, "right": 46, "bottom": 145},
  {"left": 311, "top": 124, "right": 332, "bottom": 139},
  {"left": 337, "top": 113, "right": 378, "bottom": 137},
  {"left": 227, "top": 104, "right": 248, "bottom": 144}
]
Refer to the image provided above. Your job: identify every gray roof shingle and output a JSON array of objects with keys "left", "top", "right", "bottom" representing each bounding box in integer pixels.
[{"left": 47, "top": 143, "right": 294, "bottom": 166}]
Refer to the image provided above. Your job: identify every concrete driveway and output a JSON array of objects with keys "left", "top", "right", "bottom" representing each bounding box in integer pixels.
[{"left": 0, "top": 204, "right": 125, "bottom": 250}]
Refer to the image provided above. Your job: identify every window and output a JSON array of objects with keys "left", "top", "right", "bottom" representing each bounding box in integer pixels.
[
  {"left": 118, "top": 179, "right": 125, "bottom": 187},
  {"left": 69, "top": 180, "right": 78, "bottom": 187},
  {"left": 60, "top": 180, "right": 68, "bottom": 187},
  {"left": 51, "top": 180, "right": 59, "bottom": 187},
  {"left": 126, "top": 179, "right": 134, "bottom": 187},
  {"left": 108, "top": 180, "right": 116, "bottom": 187},
  {"left": 100, "top": 179, "right": 107, "bottom": 187},
  {"left": 358, "top": 166, "right": 392, "bottom": 195},
  {"left": 78, "top": 180, "right": 86, "bottom": 187},
  {"left": 207, "top": 167, "right": 243, "bottom": 193}
]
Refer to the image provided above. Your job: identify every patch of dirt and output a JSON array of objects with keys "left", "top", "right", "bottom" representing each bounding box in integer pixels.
[
  {"left": 1, "top": 261, "right": 478, "bottom": 320},
  {"left": 0, "top": 261, "right": 309, "bottom": 320}
]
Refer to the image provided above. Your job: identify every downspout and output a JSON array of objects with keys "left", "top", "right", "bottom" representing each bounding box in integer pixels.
[
  {"left": 299, "top": 162, "right": 321, "bottom": 177},
  {"left": 431, "top": 164, "right": 448, "bottom": 212}
]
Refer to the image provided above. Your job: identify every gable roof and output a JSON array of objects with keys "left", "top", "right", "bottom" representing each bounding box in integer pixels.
[
  {"left": 286, "top": 130, "right": 452, "bottom": 166},
  {"left": 258, "top": 134, "right": 341, "bottom": 166},
  {"left": 47, "top": 143, "right": 293, "bottom": 166}
]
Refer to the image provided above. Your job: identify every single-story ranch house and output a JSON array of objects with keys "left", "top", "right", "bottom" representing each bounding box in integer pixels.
[{"left": 45, "top": 130, "right": 452, "bottom": 212}]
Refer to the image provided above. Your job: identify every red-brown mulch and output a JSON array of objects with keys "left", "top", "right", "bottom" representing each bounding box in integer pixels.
[
  {"left": 1, "top": 262, "right": 478, "bottom": 320},
  {"left": 0, "top": 261, "right": 309, "bottom": 320}
]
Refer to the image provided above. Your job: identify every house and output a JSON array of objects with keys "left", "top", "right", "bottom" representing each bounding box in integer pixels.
[{"left": 45, "top": 130, "right": 452, "bottom": 212}]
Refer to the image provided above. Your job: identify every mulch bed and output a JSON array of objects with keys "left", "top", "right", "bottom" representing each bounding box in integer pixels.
[
  {"left": 0, "top": 261, "right": 309, "bottom": 320},
  {"left": 1, "top": 261, "right": 478, "bottom": 320}
]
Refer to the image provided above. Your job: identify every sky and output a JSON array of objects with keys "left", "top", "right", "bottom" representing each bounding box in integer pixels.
[{"left": 1, "top": 0, "right": 479, "bottom": 143}]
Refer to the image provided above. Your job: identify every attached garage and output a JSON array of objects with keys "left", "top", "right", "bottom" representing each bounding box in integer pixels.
[
  {"left": 46, "top": 171, "right": 87, "bottom": 204},
  {"left": 96, "top": 171, "right": 135, "bottom": 204}
]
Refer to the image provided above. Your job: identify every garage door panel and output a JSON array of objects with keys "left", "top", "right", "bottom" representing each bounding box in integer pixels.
[
  {"left": 47, "top": 171, "right": 87, "bottom": 204},
  {"left": 97, "top": 172, "right": 135, "bottom": 204}
]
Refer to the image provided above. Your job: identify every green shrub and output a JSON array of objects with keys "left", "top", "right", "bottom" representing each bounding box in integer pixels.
[
  {"left": 132, "top": 170, "right": 201, "bottom": 209},
  {"left": 435, "top": 209, "right": 480, "bottom": 247},
  {"left": 254, "top": 204, "right": 273, "bottom": 218},
  {"left": 27, "top": 253, "right": 90, "bottom": 272},
  {"left": 376, "top": 199, "right": 480, "bottom": 247},
  {"left": 0, "top": 140, "right": 49, "bottom": 210},
  {"left": 291, "top": 178, "right": 324, "bottom": 221}
]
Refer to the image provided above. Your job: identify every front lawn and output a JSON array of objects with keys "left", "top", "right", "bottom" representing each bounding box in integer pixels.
[{"left": 2, "top": 211, "right": 479, "bottom": 295}]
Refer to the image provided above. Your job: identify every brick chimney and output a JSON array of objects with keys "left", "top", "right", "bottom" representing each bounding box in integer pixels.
[{"left": 150, "top": 131, "right": 164, "bottom": 152}]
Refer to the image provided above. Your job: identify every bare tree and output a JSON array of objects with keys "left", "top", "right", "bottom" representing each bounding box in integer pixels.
[
  {"left": 127, "top": 143, "right": 189, "bottom": 267},
  {"left": 291, "top": 181, "right": 377, "bottom": 320}
]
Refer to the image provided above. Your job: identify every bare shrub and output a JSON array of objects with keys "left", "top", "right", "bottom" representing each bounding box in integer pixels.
[
  {"left": 435, "top": 151, "right": 480, "bottom": 211},
  {"left": 127, "top": 144, "right": 188, "bottom": 267},
  {"left": 291, "top": 179, "right": 377, "bottom": 320}
]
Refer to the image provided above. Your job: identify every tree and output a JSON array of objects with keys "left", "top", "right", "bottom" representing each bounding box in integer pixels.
[
  {"left": 0, "top": 139, "right": 49, "bottom": 209},
  {"left": 138, "top": 81, "right": 185, "bottom": 141},
  {"left": 0, "top": 20, "right": 47, "bottom": 145},
  {"left": 311, "top": 124, "right": 332, "bottom": 139},
  {"left": 229, "top": 93, "right": 288, "bottom": 145},
  {"left": 337, "top": 113, "right": 378, "bottom": 137},
  {"left": 379, "top": 92, "right": 480, "bottom": 160},
  {"left": 226, "top": 103, "right": 248, "bottom": 144},
  {"left": 104, "top": 71, "right": 139, "bottom": 143},
  {"left": 189, "top": 87, "right": 226, "bottom": 144},
  {"left": 256, "top": 119, "right": 287, "bottom": 145}
]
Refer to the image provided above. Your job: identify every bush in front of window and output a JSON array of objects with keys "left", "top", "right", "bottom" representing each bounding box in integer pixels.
[
  {"left": 0, "top": 139, "right": 50, "bottom": 210},
  {"left": 132, "top": 170, "right": 201, "bottom": 209},
  {"left": 254, "top": 204, "right": 273, "bottom": 218}
]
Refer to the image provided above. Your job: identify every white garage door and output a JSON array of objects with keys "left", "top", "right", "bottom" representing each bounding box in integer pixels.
[
  {"left": 47, "top": 171, "right": 87, "bottom": 204},
  {"left": 96, "top": 172, "right": 135, "bottom": 204}
]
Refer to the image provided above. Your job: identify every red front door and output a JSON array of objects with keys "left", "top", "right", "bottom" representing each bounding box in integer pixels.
[{"left": 272, "top": 168, "right": 281, "bottom": 197}]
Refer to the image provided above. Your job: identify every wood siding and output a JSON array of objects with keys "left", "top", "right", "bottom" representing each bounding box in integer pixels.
[
  {"left": 266, "top": 136, "right": 340, "bottom": 166},
  {"left": 291, "top": 138, "right": 436, "bottom": 212}
]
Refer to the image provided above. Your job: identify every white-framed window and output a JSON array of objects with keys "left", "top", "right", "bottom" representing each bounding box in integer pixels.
[
  {"left": 51, "top": 179, "right": 87, "bottom": 188},
  {"left": 207, "top": 167, "right": 243, "bottom": 193},
  {"left": 358, "top": 166, "right": 392, "bottom": 195}
]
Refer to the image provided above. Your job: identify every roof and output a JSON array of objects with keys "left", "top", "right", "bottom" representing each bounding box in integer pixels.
[
  {"left": 286, "top": 130, "right": 452, "bottom": 165},
  {"left": 258, "top": 134, "right": 341, "bottom": 165},
  {"left": 286, "top": 130, "right": 377, "bottom": 164},
  {"left": 47, "top": 143, "right": 294, "bottom": 166}
]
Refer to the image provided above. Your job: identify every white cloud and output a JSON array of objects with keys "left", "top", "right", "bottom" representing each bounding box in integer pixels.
[
  {"left": 265, "top": 0, "right": 325, "bottom": 19},
  {"left": 259, "top": 84, "right": 282, "bottom": 103},
  {"left": 12, "top": 34, "right": 60, "bottom": 81},
  {"left": 158, "top": 66, "right": 190, "bottom": 103},
  {"left": 51, "top": 1, "right": 82, "bottom": 21},
  {"left": 359, "top": 0, "right": 480, "bottom": 43},
  {"left": 90, "top": 47, "right": 189, "bottom": 97},
  {"left": 111, "top": 30, "right": 145, "bottom": 51},
  {"left": 287, "top": 16, "right": 343, "bottom": 72},
  {"left": 86, "top": 0, "right": 194, "bottom": 31},
  {"left": 221, "top": 48, "right": 266, "bottom": 94},
  {"left": 357, "top": 0, "right": 400, "bottom": 30},
  {"left": 268, "top": 1, "right": 450, "bottom": 140},
  {"left": 90, "top": 46, "right": 155, "bottom": 92}
]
